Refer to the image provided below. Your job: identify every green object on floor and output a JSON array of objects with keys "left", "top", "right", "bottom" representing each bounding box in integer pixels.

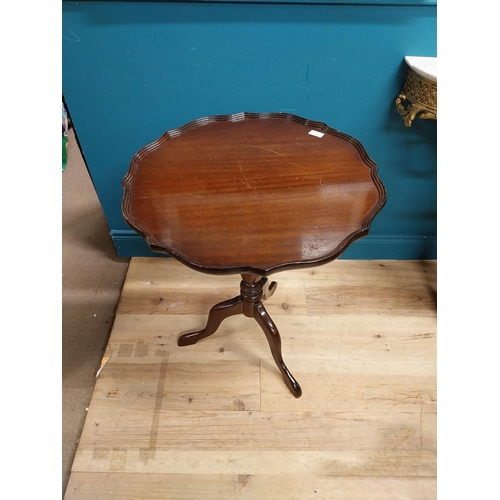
[
  {"left": 62, "top": 102, "right": 69, "bottom": 171},
  {"left": 62, "top": 135, "right": 68, "bottom": 171}
]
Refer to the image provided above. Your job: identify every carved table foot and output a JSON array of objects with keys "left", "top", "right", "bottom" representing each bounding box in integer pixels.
[{"left": 177, "top": 274, "right": 302, "bottom": 397}]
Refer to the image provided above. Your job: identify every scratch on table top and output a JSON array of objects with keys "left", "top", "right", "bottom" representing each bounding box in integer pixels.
[
  {"left": 247, "top": 145, "right": 285, "bottom": 156},
  {"left": 238, "top": 160, "right": 252, "bottom": 188}
]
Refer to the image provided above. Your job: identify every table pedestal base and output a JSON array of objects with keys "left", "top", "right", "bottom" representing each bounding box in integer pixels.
[{"left": 177, "top": 274, "right": 302, "bottom": 398}]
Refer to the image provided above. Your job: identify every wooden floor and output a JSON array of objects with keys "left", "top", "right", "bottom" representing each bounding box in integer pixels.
[{"left": 64, "top": 258, "right": 437, "bottom": 500}]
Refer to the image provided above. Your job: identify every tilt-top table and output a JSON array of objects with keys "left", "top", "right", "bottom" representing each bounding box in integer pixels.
[{"left": 122, "top": 112, "right": 387, "bottom": 398}]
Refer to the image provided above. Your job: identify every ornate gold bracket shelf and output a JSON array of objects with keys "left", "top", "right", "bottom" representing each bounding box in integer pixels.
[{"left": 396, "top": 56, "right": 437, "bottom": 127}]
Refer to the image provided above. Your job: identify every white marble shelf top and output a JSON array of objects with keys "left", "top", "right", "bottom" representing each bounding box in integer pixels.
[{"left": 404, "top": 56, "right": 437, "bottom": 83}]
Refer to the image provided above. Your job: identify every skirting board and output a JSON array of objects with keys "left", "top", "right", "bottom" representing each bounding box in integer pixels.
[{"left": 111, "top": 230, "right": 437, "bottom": 260}]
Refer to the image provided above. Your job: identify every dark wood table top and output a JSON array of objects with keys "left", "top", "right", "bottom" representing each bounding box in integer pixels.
[{"left": 122, "top": 112, "right": 386, "bottom": 276}]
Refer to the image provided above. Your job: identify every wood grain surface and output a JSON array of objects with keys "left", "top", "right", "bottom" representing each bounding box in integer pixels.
[
  {"left": 122, "top": 113, "right": 386, "bottom": 275},
  {"left": 64, "top": 257, "right": 436, "bottom": 500}
]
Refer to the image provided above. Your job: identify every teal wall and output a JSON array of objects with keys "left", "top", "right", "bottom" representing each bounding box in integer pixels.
[{"left": 62, "top": 0, "right": 437, "bottom": 259}]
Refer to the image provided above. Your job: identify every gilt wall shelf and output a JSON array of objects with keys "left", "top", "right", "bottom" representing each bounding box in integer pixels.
[{"left": 396, "top": 56, "right": 437, "bottom": 127}]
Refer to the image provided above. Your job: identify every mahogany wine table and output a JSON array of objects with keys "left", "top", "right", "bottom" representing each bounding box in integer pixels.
[{"left": 122, "top": 112, "right": 387, "bottom": 398}]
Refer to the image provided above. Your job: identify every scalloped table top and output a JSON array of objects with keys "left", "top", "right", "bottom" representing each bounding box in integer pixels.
[{"left": 122, "top": 112, "right": 386, "bottom": 276}]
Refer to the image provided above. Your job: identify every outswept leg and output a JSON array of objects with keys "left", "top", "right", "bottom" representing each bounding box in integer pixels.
[
  {"left": 254, "top": 301, "right": 302, "bottom": 398},
  {"left": 177, "top": 295, "right": 243, "bottom": 346}
]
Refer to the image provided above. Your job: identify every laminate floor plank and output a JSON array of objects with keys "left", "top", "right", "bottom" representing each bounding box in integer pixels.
[
  {"left": 66, "top": 473, "right": 436, "bottom": 500},
  {"left": 105, "top": 314, "right": 436, "bottom": 361}
]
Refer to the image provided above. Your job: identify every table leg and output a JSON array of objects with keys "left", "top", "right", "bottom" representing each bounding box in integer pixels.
[
  {"left": 254, "top": 301, "right": 302, "bottom": 398},
  {"left": 177, "top": 295, "right": 243, "bottom": 346}
]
